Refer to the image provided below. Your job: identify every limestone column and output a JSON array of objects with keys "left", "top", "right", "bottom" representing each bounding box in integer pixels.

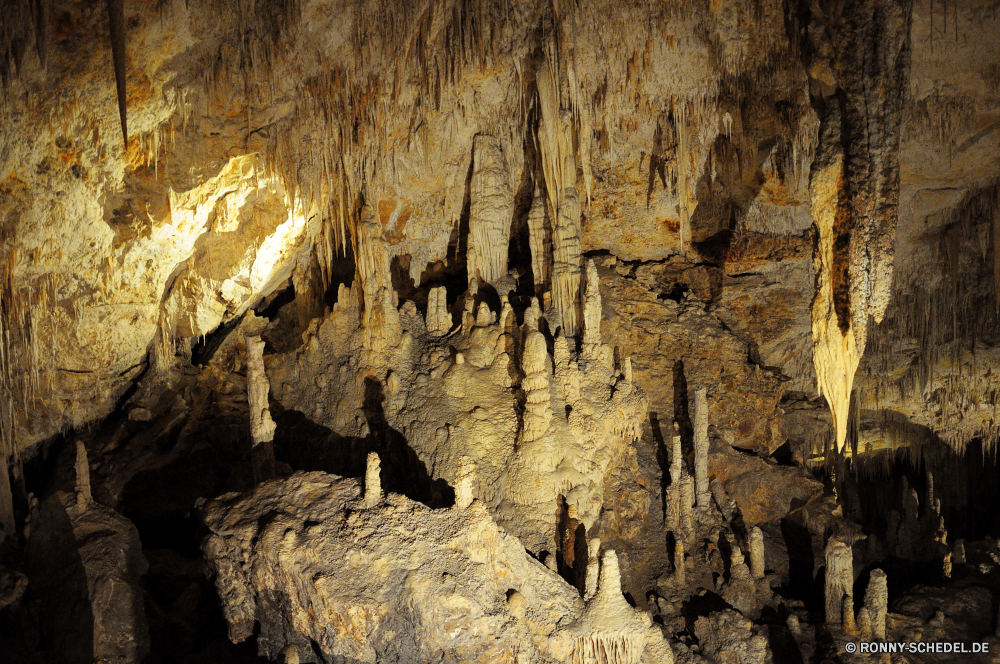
[
  {"left": 680, "top": 476, "right": 694, "bottom": 535},
  {"left": 670, "top": 425, "right": 683, "bottom": 486},
  {"left": 749, "top": 526, "right": 765, "bottom": 579},
  {"left": 364, "top": 452, "right": 382, "bottom": 507},
  {"left": 454, "top": 457, "right": 476, "bottom": 509},
  {"left": 824, "top": 538, "right": 853, "bottom": 625},
  {"left": 467, "top": 134, "right": 514, "bottom": 287},
  {"left": 75, "top": 441, "right": 91, "bottom": 510},
  {"left": 693, "top": 387, "right": 710, "bottom": 509},
  {"left": 246, "top": 335, "right": 276, "bottom": 484},
  {"left": 863, "top": 568, "right": 888, "bottom": 640}
]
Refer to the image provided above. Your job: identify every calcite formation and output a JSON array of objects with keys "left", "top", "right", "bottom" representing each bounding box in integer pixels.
[
  {"left": 201, "top": 471, "right": 672, "bottom": 664},
  {"left": 825, "top": 538, "right": 854, "bottom": 626},
  {"left": 1, "top": 0, "right": 1000, "bottom": 662}
]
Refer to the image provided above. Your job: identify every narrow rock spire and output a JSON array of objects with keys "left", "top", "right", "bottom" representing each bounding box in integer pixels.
[{"left": 692, "top": 387, "right": 710, "bottom": 509}]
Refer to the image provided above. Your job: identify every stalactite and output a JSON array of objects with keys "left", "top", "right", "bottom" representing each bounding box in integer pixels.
[
  {"left": 106, "top": 0, "right": 128, "bottom": 144},
  {"left": 673, "top": 539, "right": 685, "bottom": 584},
  {"left": 468, "top": 134, "right": 514, "bottom": 287},
  {"left": 796, "top": 0, "right": 914, "bottom": 451},
  {"left": 528, "top": 185, "right": 552, "bottom": 296}
]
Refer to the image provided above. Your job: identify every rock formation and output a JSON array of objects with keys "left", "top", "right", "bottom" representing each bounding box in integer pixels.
[
  {"left": 1, "top": 0, "right": 999, "bottom": 661},
  {"left": 693, "top": 387, "right": 711, "bottom": 509},
  {"left": 825, "top": 538, "right": 854, "bottom": 626}
]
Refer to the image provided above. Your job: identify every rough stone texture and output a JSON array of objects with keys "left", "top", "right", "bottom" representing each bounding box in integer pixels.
[
  {"left": 200, "top": 471, "right": 672, "bottom": 664},
  {"left": 26, "top": 489, "right": 149, "bottom": 664},
  {"left": 266, "top": 260, "right": 646, "bottom": 554}
]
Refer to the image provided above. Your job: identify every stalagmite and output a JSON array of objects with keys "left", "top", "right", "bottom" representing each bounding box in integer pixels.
[
  {"left": 863, "top": 568, "right": 888, "bottom": 640},
  {"left": 680, "top": 476, "right": 694, "bottom": 535},
  {"left": 364, "top": 452, "right": 382, "bottom": 507},
  {"left": 521, "top": 331, "right": 553, "bottom": 444},
  {"left": 824, "top": 538, "right": 853, "bottom": 626},
  {"left": 552, "top": 184, "right": 583, "bottom": 337},
  {"left": 568, "top": 550, "right": 666, "bottom": 664},
  {"left": 425, "top": 286, "right": 451, "bottom": 336},
  {"left": 857, "top": 607, "right": 873, "bottom": 639},
  {"left": 943, "top": 552, "right": 952, "bottom": 578},
  {"left": 729, "top": 545, "right": 751, "bottom": 580},
  {"left": 955, "top": 539, "right": 966, "bottom": 565},
  {"left": 282, "top": 646, "right": 300, "bottom": 664},
  {"left": 842, "top": 595, "right": 856, "bottom": 634},
  {"left": 75, "top": 440, "right": 91, "bottom": 510},
  {"left": 581, "top": 260, "right": 602, "bottom": 362},
  {"left": 692, "top": 387, "right": 710, "bottom": 509},
  {"left": 454, "top": 456, "right": 476, "bottom": 509},
  {"left": 527, "top": 186, "right": 552, "bottom": 295},
  {"left": 246, "top": 335, "right": 276, "bottom": 483},
  {"left": 467, "top": 135, "right": 514, "bottom": 287},
  {"left": 749, "top": 527, "right": 765, "bottom": 579},
  {"left": 357, "top": 204, "right": 402, "bottom": 353},
  {"left": 670, "top": 427, "right": 683, "bottom": 486},
  {"left": 674, "top": 539, "right": 685, "bottom": 584},
  {"left": 584, "top": 538, "right": 601, "bottom": 601}
]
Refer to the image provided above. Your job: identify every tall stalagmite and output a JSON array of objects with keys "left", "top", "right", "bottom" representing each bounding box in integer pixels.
[
  {"left": 825, "top": 538, "right": 854, "bottom": 625},
  {"left": 693, "top": 388, "right": 710, "bottom": 509}
]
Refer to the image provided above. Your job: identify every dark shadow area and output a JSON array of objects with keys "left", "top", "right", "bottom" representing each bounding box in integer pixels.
[
  {"left": 270, "top": 380, "right": 454, "bottom": 508},
  {"left": 25, "top": 499, "right": 94, "bottom": 664},
  {"left": 762, "top": 614, "right": 803, "bottom": 664},
  {"left": 681, "top": 590, "right": 732, "bottom": 635},
  {"left": 778, "top": 513, "right": 818, "bottom": 614},
  {"left": 555, "top": 495, "right": 587, "bottom": 595}
]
